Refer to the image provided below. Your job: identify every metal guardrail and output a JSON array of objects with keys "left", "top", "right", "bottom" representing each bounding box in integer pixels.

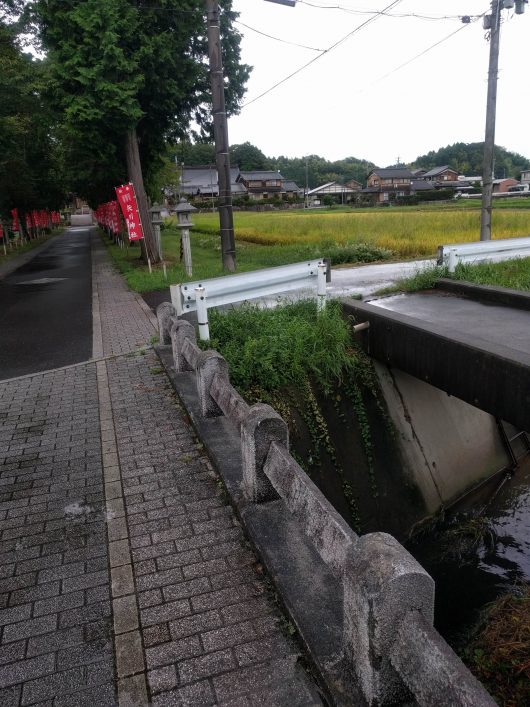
[
  {"left": 438, "top": 235, "right": 530, "bottom": 272},
  {"left": 171, "top": 260, "right": 328, "bottom": 340}
]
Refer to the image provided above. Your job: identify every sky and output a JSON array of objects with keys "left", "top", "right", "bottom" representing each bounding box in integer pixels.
[{"left": 227, "top": 0, "right": 530, "bottom": 167}]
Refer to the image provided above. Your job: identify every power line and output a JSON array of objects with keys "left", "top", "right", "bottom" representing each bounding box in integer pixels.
[
  {"left": 241, "top": 0, "right": 405, "bottom": 108},
  {"left": 359, "top": 13, "right": 484, "bottom": 92},
  {"left": 234, "top": 20, "right": 324, "bottom": 51},
  {"left": 298, "top": 0, "right": 482, "bottom": 22}
]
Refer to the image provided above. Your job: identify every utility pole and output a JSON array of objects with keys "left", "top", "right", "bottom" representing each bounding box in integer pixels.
[
  {"left": 206, "top": 0, "right": 236, "bottom": 271},
  {"left": 305, "top": 158, "right": 309, "bottom": 208},
  {"left": 480, "top": 0, "right": 527, "bottom": 241},
  {"left": 480, "top": 0, "right": 501, "bottom": 241}
]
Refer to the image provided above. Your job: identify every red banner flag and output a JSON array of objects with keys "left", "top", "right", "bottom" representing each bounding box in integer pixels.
[
  {"left": 11, "top": 209, "right": 19, "bottom": 232},
  {"left": 115, "top": 183, "right": 144, "bottom": 242}
]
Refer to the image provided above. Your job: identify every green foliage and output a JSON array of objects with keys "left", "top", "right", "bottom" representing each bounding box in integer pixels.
[
  {"left": 451, "top": 257, "right": 530, "bottom": 292},
  {"left": 206, "top": 299, "right": 353, "bottom": 395},
  {"left": 377, "top": 265, "right": 448, "bottom": 295},
  {"left": 31, "top": 0, "right": 250, "bottom": 205},
  {"left": 230, "top": 142, "right": 269, "bottom": 171},
  {"left": 413, "top": 142, "right": 530, "bottom": 180},
  {"left": 383, "top": 257, "right": 530, "bottom": 295},
  {"left": 270, "top": 153, "right": 376, "bottom": 191},
  {"left": 0, "top": 23, "right": 67, "bottom": 218}
]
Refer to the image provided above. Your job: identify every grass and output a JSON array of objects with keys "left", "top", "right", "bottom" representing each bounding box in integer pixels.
[
  {"left": 0, "top": 231, "right": 58, "bottom": 267},
  {"left": 378, "top": 256, "right": 530, "bottom": 295},
  {"left": 463, "top": 584, "right": 530, "bottom": 707},
  {"left": 189, "top": 207, "right": 530, "bottom": 258},
  {"left": 103, "top": 201, "right": 530, "bottom": 292},
  {"left": 204, "top": 299, "right": 356, "bottom": 397},
  {"left": 104, "top": 228, "right": 389, "bottom": 292},
  {"left": 451, "top": 258, "right": 530, "bottom": 291}
]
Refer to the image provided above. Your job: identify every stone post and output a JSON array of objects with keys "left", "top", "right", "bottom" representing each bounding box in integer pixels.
[
  {"left": 170, "top": 319, "right": 196, "bottom": 372},
  {"left": 156, "top": 302, "right": 177, "bottom": 345},
  {"left": 241, "top": 404, "right": 288, "bottom": 503},
  {"left": 343, "top": 532, "right": 435, "bottom": 705},
  {"left": 196, "top": 351, "right": 229, "bottom": 418}
]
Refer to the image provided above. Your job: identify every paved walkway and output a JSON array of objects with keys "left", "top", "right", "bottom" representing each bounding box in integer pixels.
[{"left": 0, "top": 231, "right": 321, "bottom": 706}]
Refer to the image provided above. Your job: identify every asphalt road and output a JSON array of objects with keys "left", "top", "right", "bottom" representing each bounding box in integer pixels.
[{"left": 0, "top": 227, "right": 93, "bottom": 380}]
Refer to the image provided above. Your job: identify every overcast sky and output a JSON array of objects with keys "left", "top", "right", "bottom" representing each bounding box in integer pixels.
[{"left": 227, "top": 0, "right": 530, "bottom": 167}]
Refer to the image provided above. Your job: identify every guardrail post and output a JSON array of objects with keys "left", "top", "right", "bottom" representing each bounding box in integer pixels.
[
  {"left": 196, "top": 351, "right": 229, "bottom": 418},
  {"left": 448, "top": 248, "right": 458, "bottom": 273},
  {"left": 195, "top": 287, "right": 210, "bottom": 341},
  {"left": 170, "top": 320, "right": 196, "bottom": 372},
  {"left": 241, "top": 404, "right": 288, "bottom": 503},
  {"left": 317, "top": 262, "right": 327, "bottom": 312},
  {"left": 343, "top": 532, "right": 435, "bottom": 705},
  {"left": 156, "top": 302, "right": 177, "bottom": 345}
]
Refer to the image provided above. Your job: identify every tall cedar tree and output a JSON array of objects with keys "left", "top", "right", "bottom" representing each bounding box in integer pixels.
[
  {"left": 33, "top": 0, "right": 249, "bottom": 262},
  {"left": 0, "top": 21, "right": 66, "bottom": 227}
]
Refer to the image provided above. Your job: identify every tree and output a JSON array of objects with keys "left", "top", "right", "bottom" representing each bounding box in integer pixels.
[
  {"left": 0, "top": 22, "right": 66, "bottom": 225},
  {"left": 413, "top": 142, "right": 530, "bottom": 179},
  {"left": 230, "top": 142, "right": 268, "bottom": 171},
  {"left": 32, "top": 0, "right": 250, "bottom": 263}
]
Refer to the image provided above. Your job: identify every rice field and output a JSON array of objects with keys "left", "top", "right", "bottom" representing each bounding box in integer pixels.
[{"left": 190, "top": 207, "right": 530, "bottom": 259}]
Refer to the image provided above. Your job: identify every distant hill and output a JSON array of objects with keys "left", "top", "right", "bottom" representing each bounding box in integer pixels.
[
  {"left": 412, "top": 142, "right": 530, "bottom": 179},
  {"left": 174, "top": 140, "right": 530, "bottom": 188}
]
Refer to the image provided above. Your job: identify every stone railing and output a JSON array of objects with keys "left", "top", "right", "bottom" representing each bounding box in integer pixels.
[{"left": 157, "top": 302, "right": 496, "bottom": 707}]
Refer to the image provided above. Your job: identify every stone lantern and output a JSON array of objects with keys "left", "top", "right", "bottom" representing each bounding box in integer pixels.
[
  {"left": 175, "top": 198, "right": 196, "bottom": 277},
  {"left": 149, "top": 202, "right": 164, "bottom": 262}
]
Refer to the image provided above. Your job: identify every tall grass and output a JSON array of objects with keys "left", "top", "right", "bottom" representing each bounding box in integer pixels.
[
  {"left": 189, "top": 209, "right": 530, "bottom": 258},
  {"left": 104, "top": 204, "right": 530, "bottom": 292},
  {"left": 206, "top": 299, "right": 355, "bottom": 395},
  {"left": 453, "top": 257, "right": 530, "bottom": 291}
]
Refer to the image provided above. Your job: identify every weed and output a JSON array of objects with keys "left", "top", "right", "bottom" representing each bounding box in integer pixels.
[
  {"left": 462, "top": 583, "right": 530, "bottom": 706},
  {"left": 452, "top": 256, "right": 530, "bottom": 292},
  {"left": 150, "top": 335, "right": 160, "bottom": 344},
  {"left": 149, "top": 367, "right": 164, "bottom": 375},
  {"left": 376, "top": 264, "right": 448, "bottom": 295},
  {"left": 440, "top": 515, "right": 497, "bottom": 561}
]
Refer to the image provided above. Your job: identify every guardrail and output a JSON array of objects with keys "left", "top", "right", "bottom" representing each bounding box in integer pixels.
[
  {"left": 157, "top": 301, "right": 496, "bottom": 706},
  {"left": 170, "top": 260, "right": 328, "bottom": 340},
  {"left": 438, "top": 235, "right": 530, "bottom": 272}
]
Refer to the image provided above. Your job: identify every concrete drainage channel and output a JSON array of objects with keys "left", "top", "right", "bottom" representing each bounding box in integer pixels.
[{"left": 155, "top": 302, "right": 495, "bottom": 707}]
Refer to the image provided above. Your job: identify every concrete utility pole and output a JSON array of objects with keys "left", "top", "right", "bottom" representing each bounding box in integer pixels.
[
  {"left": 205, "top": 0, "right": 236, "bottom": 272},
  {"left": 480, "top": 0, "right": 502, "bottom": 242},
  {"left": 480, "top": 0, "right": 527, "bottom": 241}
]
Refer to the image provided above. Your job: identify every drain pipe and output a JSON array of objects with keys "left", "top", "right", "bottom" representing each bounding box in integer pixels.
[{"left": 352, "top": 321, "right": 370, "bottom": 333}]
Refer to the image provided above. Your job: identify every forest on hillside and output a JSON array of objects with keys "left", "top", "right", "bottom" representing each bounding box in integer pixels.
[{"left": 174, "top": 140, "right": 530, "bottom": 190}]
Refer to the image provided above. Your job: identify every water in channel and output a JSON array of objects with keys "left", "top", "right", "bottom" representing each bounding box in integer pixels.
[{"left": 406, "top": 457, "right": 530, "bottom": 647}]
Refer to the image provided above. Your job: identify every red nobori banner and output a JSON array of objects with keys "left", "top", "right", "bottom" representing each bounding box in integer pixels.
[
  {"left": 94, "top": 201, "right": 121, "bottom": 234},
  {"left": 11, "top": 208, "right": 19, "bottom": 232},
  {"left": 115, "top": 183, "right": 144, "bottom": 242}
]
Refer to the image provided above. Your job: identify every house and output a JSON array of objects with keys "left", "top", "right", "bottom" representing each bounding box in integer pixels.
[
  {"left": 362, "top": 168, "right": 414, "bottom": 203},
  {"left": 307, "top": 181, "right": 360, "bottom": 205},
  {"left": 520, "top": 169, "right": 530, "bottom": 184},
  {"left": 493, "top": 178, "right": 519, "bottom": 193},
  {"left": 178, "top": 166, "right": 301, "bottom": 203},
  {"left": 236, "top": 171, "right": 286, "bottom": 200},
  {"left": 179, "top": 166, "right": 241, "bottom": 199},
  {"left": 422, "top": 165, "right": 459, "bottom": 182}
]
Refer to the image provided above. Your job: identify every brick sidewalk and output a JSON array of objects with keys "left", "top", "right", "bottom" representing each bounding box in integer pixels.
[{"left": 0, "top": 231, "right": 321, "bottom": 706}]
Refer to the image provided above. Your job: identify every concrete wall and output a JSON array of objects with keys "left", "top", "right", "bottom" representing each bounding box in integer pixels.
[{"left": 375, "top": 363, "right": 510, "bottom": 514}]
